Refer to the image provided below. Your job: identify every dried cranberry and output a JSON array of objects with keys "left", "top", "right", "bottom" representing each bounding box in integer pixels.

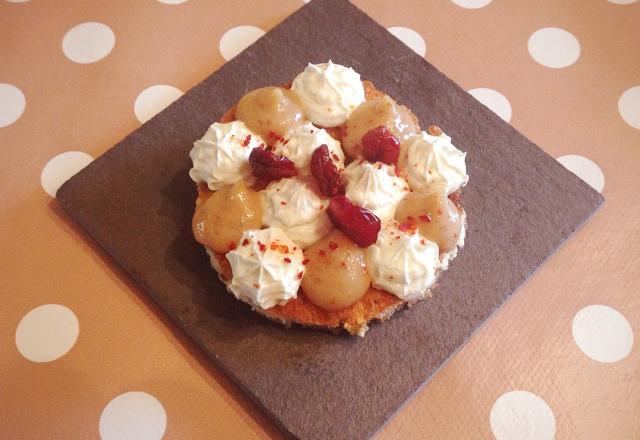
[
  {"left": 361, "top": 126, "right": 400, "bottom": 165},
  {"left": 327, "top": 196, "right": 381, "bottom": 247},
  {"left": 310, "top": 145, "right": 345, "bottom": 197},
  {"left": 249, "top": 147, "right": 297, "bottom": 183}
]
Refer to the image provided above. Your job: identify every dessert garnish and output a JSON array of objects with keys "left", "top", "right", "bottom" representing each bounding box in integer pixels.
[{"left": 188, "top": 61, "right": 468, "bottom": 335}]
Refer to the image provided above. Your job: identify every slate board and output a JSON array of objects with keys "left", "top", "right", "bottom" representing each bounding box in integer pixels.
[{"left": 56, "top": 0, "right": 604, "bottom": 438}]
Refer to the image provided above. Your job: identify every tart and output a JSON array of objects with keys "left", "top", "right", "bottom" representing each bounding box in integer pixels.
[{"left": 189, "top": 61, "right": 468, "bottom": 336}]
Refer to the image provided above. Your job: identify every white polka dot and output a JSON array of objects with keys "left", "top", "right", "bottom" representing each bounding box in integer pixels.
[
  {"left": 15, "top": 304, "right": 79, "bottom": 363},
  {"left": 41, "top": 151, "right": 94, "bottom": 197},
  {"left": 100, "top": 392, "right": 167, "bottom": 440},
  {"left": 219, "top": 25, "right": 265, "bottom": 61},
  {"left": 157, "top": 0, "right": 188, "bottom": 3},
  {"left": 0, "top": 83, "right": 26, "bottom": 128},
  {"left": 618, "top": 86, "right": 640, "bottom": 129},
  {"left": 134, "top": 85, "right": 184, "bottom": 124},
  {"left": 608, "top": 0, "right": 637, "bottom": 4},
  {"left": 528, "top": 27, "right": 580, "bottom": 68},
  {"left": 387, "top": 27, "right": 427, "bottom": 57},
  {"left": 572, "top": 305, "right": 633, "bottom": 363},
  {"left": 557, "top": 155, "right": 604, "bottom": 193},
  {"left": 451, "top": 0, "right": 493, "bottom": 8},
  {"left": 490, "top": 391, "right": 556, "bottom": 440},
  {"left": 62, "top": 22, "right": 115, "bottom": 64},
  {"left": 468, "top": 88, "right": 512, "bottom": 122}
]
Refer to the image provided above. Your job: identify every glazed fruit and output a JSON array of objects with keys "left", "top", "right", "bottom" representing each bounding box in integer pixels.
[
  {"left": 341, "top": 95, "right": 419, "bottom": 158},
  {"left": 235, "top": 86, "right": 306, "bottom": 140},
  {"left": 327, "top": 196, "right": 381, "bottom": 247},
  {"left": 394, "top": 183, "right": 462, "bottom": 252},
  {"left": 301, "top": 230, "right": 371, "bottom": 311},
  {"left": 249, "top": 147, "right": 297, "bottom": 183},
  {"left": 310, "top": 145, "right": 346, "bottom": 197},
  {"left": 192, "top": 180, "right": 263, "bottom": 253},
  {"left": 361, "top": 126, "right": 400, "bottom": 165}
]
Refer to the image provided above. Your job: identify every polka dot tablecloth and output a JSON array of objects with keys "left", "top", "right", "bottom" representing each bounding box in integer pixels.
[{"left": 1, "top": 0, "right": 638, "bottom": 438}]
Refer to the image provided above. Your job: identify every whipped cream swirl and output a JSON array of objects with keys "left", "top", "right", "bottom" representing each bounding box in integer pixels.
[
  {"left": 343, "top": 161, "right": 410, "bottom": 223},
  {"left": 189, "top": 121, "right": 265, "bottom": 190},
  {"left": 226, "top": 227, "right": 304, "bottom": 309},
  {"left": 366, "top": 224, "right": 440, "bottom": 301},
  {"left": 262, "top": 177, "right": 333, "bottom": 248},
  {"left": 273, "top": 122, "right": 345, "bottom": 176},
  {"left": 400, "top": 130, "right": 468, "bottom": 195},
  {"left": 440, "top": 210, "right": 467, "bottom": 271},
  {"left": 291, "top": 61, "right": 365, "bottom": 127}
]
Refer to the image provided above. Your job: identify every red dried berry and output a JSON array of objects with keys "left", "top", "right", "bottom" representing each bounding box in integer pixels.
[
  {"left": 361, "top": 126, "right": 400, "bottom": 165},
  {"left": 311, "top": 145, "right": 346, "bottom": 197},
  {"left": 249, "top": 147, "right": 297, "bottom": 183},
  {"left": 327, "top": 196, "right": 381, "bottom": 247}
]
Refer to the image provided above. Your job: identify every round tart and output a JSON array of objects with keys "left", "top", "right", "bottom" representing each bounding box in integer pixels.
[{"left": 189, "top": 62, "right": 468, "bottom": 336}]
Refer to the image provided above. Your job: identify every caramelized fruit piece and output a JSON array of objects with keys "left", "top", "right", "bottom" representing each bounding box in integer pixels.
[
  {"left": 394, "top": 183, "right": 462, "bottom": 252},
  {"left": 301, "top": 230, "right": 371, "bottom": 311},
  {"left": 327, "top": 196, "right": 381, "bottom": 247},
  {"left": 342, "top": 95, "right": 419, "bottom": 158},
  {"left": 192, "top": 180, "right": 263, "bottom": 253},
  {"left": 249, "top": 147, "right": 297, "bottom": 184},
  {"left": 361, "top": 126, "right": 400, "bottom": 165},
  {"left": 235, "top": 87, "right": 305, "bottom": 140},
  {"left": 310, "top": 145, "right": 346, "bottom": 197}
]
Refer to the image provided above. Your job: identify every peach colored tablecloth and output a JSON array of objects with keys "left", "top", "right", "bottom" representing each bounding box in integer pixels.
[{"left": 1, "top": 0, "right": 638, "bottom": 438}]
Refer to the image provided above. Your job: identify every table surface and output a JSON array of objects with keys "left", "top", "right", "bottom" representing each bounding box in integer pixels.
[{"left": 1, "top": 0, "right": 638, "bottom": 439}]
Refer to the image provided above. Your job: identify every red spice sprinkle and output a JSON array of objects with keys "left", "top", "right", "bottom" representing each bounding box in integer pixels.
[
  {"left": 293, "top": 246, "right": 298, "bottom": 251},
  {"left": 407, "top": 216, "right": 415, "bottom": 222},
  {"left": 302, "top": 258, "right": 310, "bottom": 265},
  {"left": 242, "top": 238, "right": 250, "bottom": 246},
  {"left": 283, "top": 257, "right": 291, "bottom": 263},
  {"left": 283, "top": 138, "right": 290, "bottom": 145},
  {"left": 331, "top": 153, "right": 340, "bottom": 161},
  {"left": 329, "top": 241, "right": 338, "bottom": 250},
  {"left": 228, "top": 241, "right": 237, "bottom": 251},
  {"left": 427, "top": 169, "right": 432, "bottom": 175},
  {"left": 253, "top": 283, "right": 259, "bottom": 289},
  {"left": 398, "top": 219, "right": 418, "bottom": 235},
  {"left": 395, "top": 236, "right": 401, "bottom": 240},
  {"left": 341, "top": 261, "right": 347, "bottom": 268},
  {"left": 438, "top": 209, "right": 442, "bottom": 214},
  {"left": 242, "top": 134, "right": 252, "bottom": 147},
  {"left": 319, "top": 249, "right": 326, "bottom": 257},
  {"left": 280, "top": 201, "right": 287, "bottom": 206},
  {"left": 268, "top": 131, "right": 284, "bottom": 143},
  {"left": 420, "top": 238, "right": 426, "bottom": 245},
  {"left": 419, "top": 214, "right": 432, "bottom": 223},
  {"left": 257, "top": 241, "right": 266, "bottom": 252},
  {"left": 296, "top": 271, "right": 303, "bottom": 280},
  {"left": 269, "top": 243, "right": 290, "bottom": 253}
]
